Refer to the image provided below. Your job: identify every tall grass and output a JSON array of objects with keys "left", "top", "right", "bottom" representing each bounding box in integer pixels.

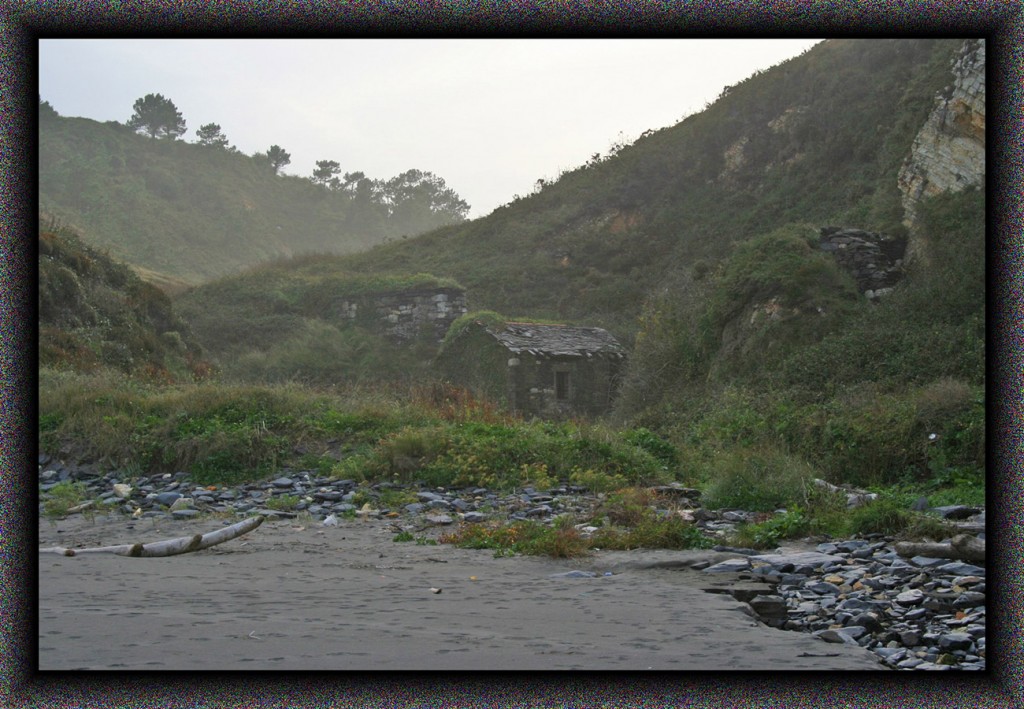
[
  {"left": 39, "top": 369, "right": 425, "bottom": 484},
  {"left": 39, "top": 370, "right": 680, "bottom": 490},
  {"left": 337, "top": 417, "right": 677, "bottom": 492}
]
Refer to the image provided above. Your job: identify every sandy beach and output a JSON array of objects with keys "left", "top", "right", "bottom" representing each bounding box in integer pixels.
[{"left": 38, "top": 512, "right": 884, "bottom": 671}]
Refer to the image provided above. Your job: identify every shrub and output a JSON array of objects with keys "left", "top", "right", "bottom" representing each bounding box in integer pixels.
[
  {"left": 568, "top": 466, "right": 628, "bottom": 493},
  {"left": 622, "top": 427, "right": 680, "bottom": 467},
  {"left": 518, "top": 526, "right": 590, "bottom": 558},
  {"left": 693, "top": 224, "right": 861, "bottom": 383},
  {"left": 593, "top": 514, "right": 711, "bottom": 551},
  {"left": 516, "top": 462, "right": 557, "bottom": 491},
  {"left": 921, "top": 462, "right": 985, "bottom": 508},
  {"left": 364, "top": 420, "right": 672, "bottom": 492},
  {"left": 841, "top": 498, "right": 911, "bottom": 537},
  {"left": 440, "top": 509, "right": 709, "bottom": 558},
  {"left": 597, "top": 487, "right": 662, "bottom": 527},
  {"left": 330, "top": 455, "right": 373, "bottom": 483},
  {"left": 691, "top": 387, "right": 773, "bottom": 449},
  {"left": 840, "top": 497, "right": 953, "bottom": 540},
  {"left": 731, "top": 506, "right": 810, "bottom": 549},
  {"left": 701, "top": 446, "right": 816, "bottom": 512},
  {"left": 587, "top": 487, "right": 712, "bottom": 550},
  {"left": 378, "top": 487, "right": 418, "bottom": 509},
  {"left": 264, "top": 494, "right": 300, "bottom": 511},
  {"left": 636, "top": 514, "right": 711, "bottom": 549},
  {"left": 42, "top": 481, "right": 92, "bottom": 519},
  {"left": 811, "top": 386, "right": 920, "bottom": 488},
  {"left": 919, "top": 382, "right": 985, "bottom": 483},
  {"left": 914, "top": 377, "right": 975, "bottom": 428},
  {"left": 439, "top": 521, "right": 548, "bottom": 557},
  {"left": 37, "top": 373, "right": 422, "bottom": 487},
  {"left": 798, "top": 481, "right": 850, "bottom": 535},
  {"left": 380, "top": 427, "right": 446, "bottom": 468}
]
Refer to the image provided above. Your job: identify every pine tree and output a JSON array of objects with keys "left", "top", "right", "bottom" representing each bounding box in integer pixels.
[
  {"left": 196, "top": 123, "right": 230, "bottom": 149},
  {"left": 127, "top": 94, "right": 186, "bottom": 140}
]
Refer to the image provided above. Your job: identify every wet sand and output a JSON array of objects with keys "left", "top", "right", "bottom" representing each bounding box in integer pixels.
[{"left": 38, "top": 513, "right": 884, "bottom": 671}]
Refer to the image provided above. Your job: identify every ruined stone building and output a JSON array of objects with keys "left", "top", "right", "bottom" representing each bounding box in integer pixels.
[
  {"left": 332, "top": 285, "right": 467, "bottom": 342},
  {"left": 436, "top": 321, "right": 627, "bottom": 419}
]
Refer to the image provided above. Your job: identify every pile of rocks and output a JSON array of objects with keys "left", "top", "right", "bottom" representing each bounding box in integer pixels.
[
  {"left": 36, "top": 457, "right": 610, "bottom": 525},
  {"left": 700, "top": 532, "right": 985, "bottom": 671}
]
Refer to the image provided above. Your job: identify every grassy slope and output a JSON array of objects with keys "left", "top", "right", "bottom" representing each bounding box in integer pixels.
[
  {"left": 170, "top": 40, "right": 968, "bottom": 386},
  {"left": 38, "top": 116, "right": 463, "bottom": 284},
  {"left": 332, "top": 38, "right": 982, "bottom": 494},
  {"left": 173, "top": 258, "right": 462, "bottom": 385},
  {"left": 38, "top": 218, "right": 208, "bottom": 381}
]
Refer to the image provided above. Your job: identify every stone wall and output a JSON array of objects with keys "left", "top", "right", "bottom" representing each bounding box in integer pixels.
[
  {"left": 333, "top": 287, "right": 468, "bottom": 342},
  {"left": 507, "top": 354, "right": 624, "bottom": 420},
  {"left": 897, "top": 39, "right": 985, "bottom": 266}
]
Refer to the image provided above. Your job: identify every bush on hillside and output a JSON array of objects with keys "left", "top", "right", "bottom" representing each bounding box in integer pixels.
[{"left": 701, "top": 445, "right": 817, "bottom": 512}]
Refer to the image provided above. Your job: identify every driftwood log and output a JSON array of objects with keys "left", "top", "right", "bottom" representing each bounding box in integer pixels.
[
  {"left": 894, "top": 534, "right": 985, "bottom": 563},
  {"left": 811, "top": 478, "right": 878, "bottom": 508},
  {"left": 39, "top": 515, "right": 264, "bottom": 558}
]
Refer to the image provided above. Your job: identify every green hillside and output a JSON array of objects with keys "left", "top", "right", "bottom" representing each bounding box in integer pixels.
[
  {"left": 38, "top": 110, "right": 469, "bottom": 284},
  {"left": 329, "top": 39, "right": 963, "bottom": 340},
  {"left": 176, "top": 39, "right": 972, "bottom": 382}
]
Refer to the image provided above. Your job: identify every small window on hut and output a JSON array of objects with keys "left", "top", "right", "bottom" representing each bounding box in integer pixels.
[{"left": 554, "top": 370, "right": 570, "bottom": 401}]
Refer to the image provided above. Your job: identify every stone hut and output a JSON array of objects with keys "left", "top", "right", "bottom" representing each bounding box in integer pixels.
[{"left": 437, "top": 320, "right": 627, "bottom": 419}]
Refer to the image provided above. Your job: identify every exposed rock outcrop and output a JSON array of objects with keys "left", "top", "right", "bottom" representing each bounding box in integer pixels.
[
  {"left": 897, "top": 39, "right": 985, "bottom": 266},
  {"left": 819, "top": 226, "right": 907, "bottom": 298}
]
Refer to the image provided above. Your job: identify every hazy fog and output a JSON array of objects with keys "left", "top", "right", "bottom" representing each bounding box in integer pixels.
[{"left": 39, "top": 39, "right": 820, "bottom": 218}]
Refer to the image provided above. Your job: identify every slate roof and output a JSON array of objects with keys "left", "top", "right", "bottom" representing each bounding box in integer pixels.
[{"left": 486, "top": 322, "right": 626, "bottom": 358}]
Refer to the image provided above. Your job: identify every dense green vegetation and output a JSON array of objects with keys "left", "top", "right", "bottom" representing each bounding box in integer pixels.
[
  {"left": 37, "top": 39, "right": 984, "bottom": 556},
  {"left": 440, "top": 489, "right": 714, "bottom": 558},
  {"left": 37, "top": 372, "right": 671, "bottom": 491},
  {"left": 172, "top": 256, "right": 461, "bottom": 385},
  {"left": 620, "top": 186, "right": 985, "bottom": 493},
  {"left": 38, "top": 368, "right": 971, "bottom": 555},
  {"left": 38, "top": 216, "right": 208, "bottom": 381},
  {"left": 334, "top": 418, "right": 674, "bottom": 492}
]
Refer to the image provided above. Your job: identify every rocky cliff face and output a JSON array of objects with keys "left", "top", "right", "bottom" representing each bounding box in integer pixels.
[{"left": 897, "top": 39, "right": 985, "bottom": 266}]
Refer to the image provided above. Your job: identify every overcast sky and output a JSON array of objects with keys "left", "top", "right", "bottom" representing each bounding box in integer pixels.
[{"left": 39, "top": 39, "right": 821, "bottom": 218}]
